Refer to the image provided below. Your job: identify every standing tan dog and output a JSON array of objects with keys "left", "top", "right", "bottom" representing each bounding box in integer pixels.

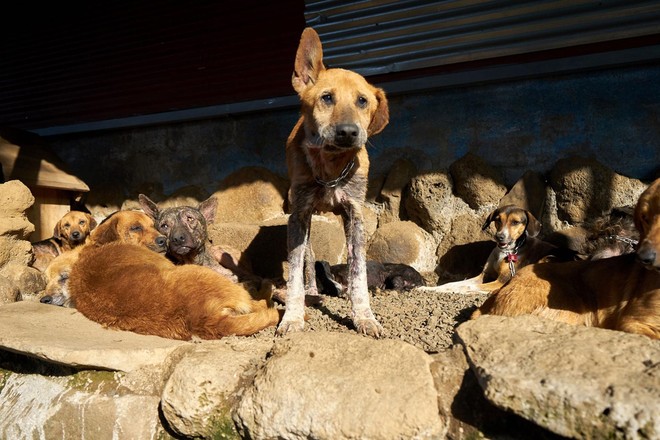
[
  {"left": 30, "top": 210, "right": 97, "bottom": 272},
  {"left": 420, "top": 205, "right": 564, "bottom": 294},
  {"left": 473, "top": 178, "right": 660, "bottom": 339},
  {"left": 276, "top": 28, "right": 389, "bottom": 337}
]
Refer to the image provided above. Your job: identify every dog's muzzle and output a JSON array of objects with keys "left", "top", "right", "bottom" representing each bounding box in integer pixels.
[{"left": 637, "top": 240, "right": 660, "bottom": 270}]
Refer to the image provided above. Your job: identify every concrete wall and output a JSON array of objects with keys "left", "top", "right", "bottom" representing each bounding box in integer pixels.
[{"left": 47, "top": 63, "right": 660, "bottom": 200}]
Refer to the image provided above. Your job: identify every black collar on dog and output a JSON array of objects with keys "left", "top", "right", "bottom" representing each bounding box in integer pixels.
[{"left": 315, "top": 158, "right": 355, "bottom": 188}]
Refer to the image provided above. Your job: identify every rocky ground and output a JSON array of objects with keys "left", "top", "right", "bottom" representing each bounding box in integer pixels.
[{"left": 259, "top": 285, "right": 488, "bottom": 353}]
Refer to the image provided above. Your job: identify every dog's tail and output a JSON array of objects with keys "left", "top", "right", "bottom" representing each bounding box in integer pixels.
[{"left": 201, "top": 305, "right": 283, "bottom": 338}]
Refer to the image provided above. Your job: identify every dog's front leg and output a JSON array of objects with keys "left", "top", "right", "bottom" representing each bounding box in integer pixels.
[
  {"left": 276, "top": 205, "right": 313, "bottom": 336},
  {"left": 344, "top": 201, "right": 383, "bottom": 338}
]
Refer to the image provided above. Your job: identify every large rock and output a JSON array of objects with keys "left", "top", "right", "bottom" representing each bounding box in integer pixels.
[
  {"left": 377, "top": 158, "right": 417, "bottom": 225},
  {"left": 0, "top": 301, "right": 190, "bottom": 372},
  {"left": 449, "top": 153, "right": 507, "bottom": 210},
  {"left": 212, "top": 166, "right": 288, "bottom": 224},
  {"left": 404, "top": 171, "right": 455, "bottom": 237},
  {"left": 0, "top": 373, "right": 168, "bottom": 440},
  {"left": 161, "top": 338, "right": 273, "bottom": 438},
  {"left": 234, "top": 331, "right": 443, "bottom": 439},
  {"left": 367, "top": 220, "right": 436, "bottom": 272},
  {"left": 456, "top": 315, "right": 660, "bottom": 439},
  {"left": 549, "top": 156, "right": 647, "bottom": 223}
]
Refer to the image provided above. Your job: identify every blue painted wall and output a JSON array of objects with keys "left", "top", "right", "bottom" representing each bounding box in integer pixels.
[{"left": 49, "top": 62, "right": 660, "bottom": 198}]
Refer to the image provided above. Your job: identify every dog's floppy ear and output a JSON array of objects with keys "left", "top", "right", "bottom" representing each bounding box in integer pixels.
[
  {"left": 53, "top": 220, "right": 64, "bottom": 239},
  {"left": 524, "top": 210, "right": 542, "bottom": 237},
  {"left": 138, "top": 194, "right": 160, "bottom": 221},
  {"left": 481, "top": 208, "right": 500, "bottom": 231},
  {"left": 87, "top": 213, "right": 98, "bottom": 231},
  {"left": 90, "top": 215, "right": 120, "bottom": 246},
  {"left": 368, "top": 87, "right": 389, "bottom": 136},
  {"left": 292, "top": 27, "right": 325, "bottom": 95},
  {"left": 197, "top": 196, "right": 218, "bottom": 224}
]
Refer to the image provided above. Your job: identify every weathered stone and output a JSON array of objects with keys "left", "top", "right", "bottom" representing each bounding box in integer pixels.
[
  {"left": 435, "top": 212, "right": 494, "bottom": 281},
  {"left": 0, "top": 180, "right": 35, "bottom": 217},
  {"left": 378, "top": 158, "right": 417, "bottom": 225},
  {"left": 499, "top": 170, "right": 547, "bottom": 219},
  {"left": 0, "top": 372, "right": 169, "bottom": 440},
  {"left": 234, "top": 331, "right": 443, "bottom": 439},
  {"left": 456, "top": 315, "right": 660, "bottom": 439},
  {"left": 0, "top": 263, "right": 45, "bottom": 302},
  {"left": 549, "top": 156, "right": 647, "bottom": 223},
  {"left": 367, "top": 220, "right": 436, "bottom": 272},
  {"left": 0, "top": 276, "right": 19, "bottom": 304},
  {"left": 212, "top": 166, "right": 288, "bottom": 224},
  {"left": 449, "top": 153, "right": 507, "bottom": 210},
  {"left": 0, "top": 301, "right": 191, "bottom": 372},
  {"left": 161, "top": 338, "right": 273, "bottom": 438},
  {"left": 404, "top": 171, "right": 455, "bottom": 237}
]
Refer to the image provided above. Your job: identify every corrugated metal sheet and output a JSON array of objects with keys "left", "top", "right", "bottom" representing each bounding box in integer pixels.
[
  {"left": 305, "top": 0, "right": 660, "bottom": 76},
  {"left": 0, "top": 1, "right": 306, "bottom": 132}
]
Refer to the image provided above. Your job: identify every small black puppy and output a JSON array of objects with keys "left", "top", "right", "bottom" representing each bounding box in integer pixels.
[{"left": 316, "top": 260, "right": 425, "bottom": 296}]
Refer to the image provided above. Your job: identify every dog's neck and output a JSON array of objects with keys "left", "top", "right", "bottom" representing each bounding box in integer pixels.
[{"left": 304, "top": 140, "right": 360, "bottom": 187}]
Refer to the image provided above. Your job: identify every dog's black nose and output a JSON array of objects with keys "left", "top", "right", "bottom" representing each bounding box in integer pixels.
[
  {"left": 637, "top": 246, "right": 657, "bottom": 267},
  {"left": 156, "top": 236, "right": 167, "bottom": 247},
  {"left": 71, "top": 231, "right": 80, "bottom": 239},
  {"left": 334, "top": 124, "right": 359, "bottom": 146},
  {"left": 40, "top": 295, "right": 53, "bottom": 304}
]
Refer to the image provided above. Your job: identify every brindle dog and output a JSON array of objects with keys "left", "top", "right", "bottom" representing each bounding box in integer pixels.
[{"left": 138, "top": 194, "right": 240, "bottom": 282}]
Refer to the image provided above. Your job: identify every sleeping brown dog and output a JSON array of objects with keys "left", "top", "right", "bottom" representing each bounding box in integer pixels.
[
  {"left": 473, "top": 178, "right": 660, "bottom": 339},
  {"left": 277, "top": 27, "right": 389, "bottom": 338},
  {"left": 30, "top": 210, "right": 97, "bottom": 272},
  {"left": 67, "top": 242, "right": 282, "bottom": 340},
  {"left": 40, "top": 209, "right": 167, "bottom": 307}
]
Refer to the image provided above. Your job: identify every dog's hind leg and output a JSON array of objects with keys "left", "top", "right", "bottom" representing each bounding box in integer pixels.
[{"left": 343, "top": 202, "right": 383, "bottom": 337}]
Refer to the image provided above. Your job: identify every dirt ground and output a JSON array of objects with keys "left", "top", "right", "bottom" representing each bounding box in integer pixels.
[{"left": 257, "top": 286, "right": 489, "bottom": 353}]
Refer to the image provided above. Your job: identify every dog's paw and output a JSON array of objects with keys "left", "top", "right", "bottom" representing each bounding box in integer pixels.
[
  {"left": 355, "top": 318, "right": 383, "bottom": 338},
  {"left": 275, "top": 319, "right": 305, "bottom": 336}
]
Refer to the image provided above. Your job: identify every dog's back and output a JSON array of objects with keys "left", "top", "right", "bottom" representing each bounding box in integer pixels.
[{"left": 69, "top": 242, "right": 281, "bottom": 340}]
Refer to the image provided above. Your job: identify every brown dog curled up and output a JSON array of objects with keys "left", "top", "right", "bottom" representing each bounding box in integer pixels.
[
  {"left": 67, "top": 242, "right": 282, "bottom": 340},
  {"left": 473, "top": 178, "right": 660, "bottom": 339},
  {"left": 40, "top": 209, "right": 168, "bottom": 308}
]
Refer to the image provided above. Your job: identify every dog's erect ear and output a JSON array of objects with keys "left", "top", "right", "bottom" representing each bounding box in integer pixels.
[
  {"left": 197, "top": 196, "right": 218, "bottom": 224},
  {"left": 90, "top": 215, "right": 119, "bottom": 246},
  {"left": 368, "top": 87, "right": 389, "bottom": 136},
  {"left": 482, "top": 208, "right": 500, "bottom": 231},
  {"left": 292, "top": 27, "right": 325, "bottom": 95},
  {"left": 138, "top": 194, "right": 160, "bottom": 221},
  {"left": 525, "top": 211, "right": 542, "bottom": 237}
]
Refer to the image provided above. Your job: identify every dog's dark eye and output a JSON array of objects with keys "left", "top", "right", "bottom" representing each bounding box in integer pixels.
[
  {"left": 79, "top": 220, "right": 86, "bottom": 226},
  {"left": 130, "top": 225, "right": 143, "bottom": 232},
  {"left": 357, "top": 96, "right": 368, "bottom": 108},
  {"left": 63, "top": 223, "right": 70, "bottom": 228},
  {"left": 159, "top": 223, "right": 169, "bottom": 231},
  {"left": 321, "top": 93, "right": 333, "bottom": 105}
]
